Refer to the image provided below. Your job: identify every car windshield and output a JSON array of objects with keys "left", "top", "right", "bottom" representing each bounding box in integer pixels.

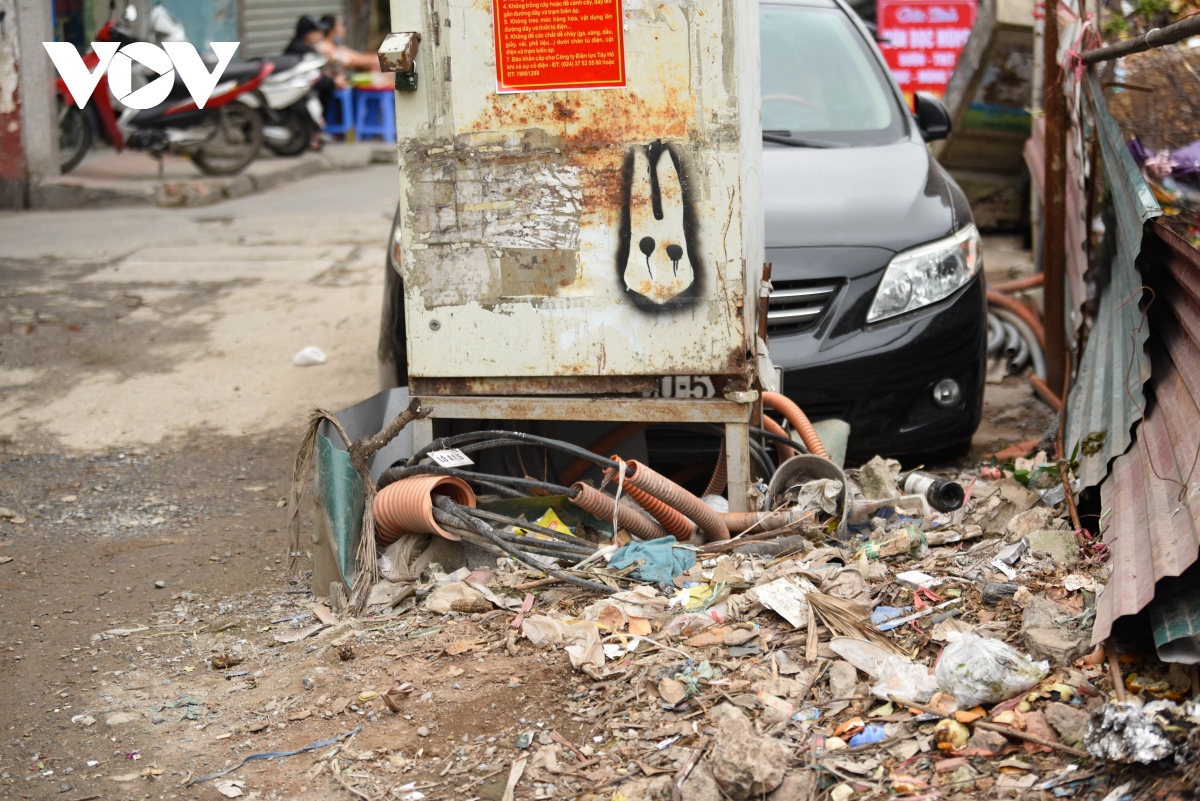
[{"left": 761, "top": 4, "right": 907, "bottom": 147}]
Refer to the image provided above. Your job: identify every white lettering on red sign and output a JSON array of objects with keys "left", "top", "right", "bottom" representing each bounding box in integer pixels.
[{"left": 876, "top": 0, "right": 977, "bottom": 100}]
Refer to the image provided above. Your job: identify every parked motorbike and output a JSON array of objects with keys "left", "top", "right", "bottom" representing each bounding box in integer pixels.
[
  {"left": 241, "top": 53, "right": 327, "bottom": 157},
  {"left": 144, "top": 4, "right": 326, "bottom": 158},
  {"left": 56, "top": 8, "right": 273, "bottom": 176}
]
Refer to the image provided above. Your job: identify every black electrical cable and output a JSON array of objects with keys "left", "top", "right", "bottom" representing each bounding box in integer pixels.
[
  {"left": 750, "top": 426, "right": 811, "bottom": 457},
  {"left": 490, "top": 533, "right": 586, "bottom": 561},
  {"left": 430, "top": 509, "right": 582, "bottom": 561},
  {"left": 434, "top": 496, "right": 616, "bottom": 595},
  {"left": 748, "top": 443, "right": 774, "bottom": 482},
  {"left": 379, "top": 464, "right": 569, "bottom": 496},
  {"left": 381, "top": 466, "right": 526, "bottom": 498},
  {"left": 408, "top": 430, "right": 621, "bottom": 472},
  {"left": 462, "top": 507, "right": 597, "bottom": 551},
  {"left": 479, "top": 520, "right": 596, "bottom": 554}
]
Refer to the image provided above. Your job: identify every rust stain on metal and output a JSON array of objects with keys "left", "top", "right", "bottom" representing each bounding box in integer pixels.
[
  {"left": 470, "top": 87, "right": 692, "bottom": 147},
  {"left": 411, "top": 376, "right": 658, "bottom": 396}
]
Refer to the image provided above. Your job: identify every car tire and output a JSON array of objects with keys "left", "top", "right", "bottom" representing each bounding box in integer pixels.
[{"left": 378, "top": 242, "right": 408, "bottom": 389}]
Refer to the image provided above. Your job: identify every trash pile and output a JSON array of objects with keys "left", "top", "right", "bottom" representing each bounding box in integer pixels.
[
  {"left": 247, "top": 401, "right": 1200, "bottom": 800},
  {"left": 47, "top": 402, "right": 1200, "bottom": 800}
]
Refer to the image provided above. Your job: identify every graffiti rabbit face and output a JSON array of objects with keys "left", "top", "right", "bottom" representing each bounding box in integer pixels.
[{"left": 623, "top": 145, "right": 695, "bottom": 305}]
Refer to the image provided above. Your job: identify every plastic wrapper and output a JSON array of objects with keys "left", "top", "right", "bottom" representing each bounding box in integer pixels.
[
  {"left": 936, "top": 631, "right": 1048, "bottom": 707},
  {"left": 871, "top": 655, "right": 939, "bottom": 704}
]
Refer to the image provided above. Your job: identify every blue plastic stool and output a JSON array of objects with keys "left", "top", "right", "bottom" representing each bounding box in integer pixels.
[
  {"left": 354, "top": 89, "right": 396, "bottom": 142},
  {"left": 325, "top": 87, "right": 355, "bottom": 137}
]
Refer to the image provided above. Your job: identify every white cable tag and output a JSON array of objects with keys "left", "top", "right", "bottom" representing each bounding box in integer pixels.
[{"left": 427, "top": 448, "right": 474, "bottom": 468}]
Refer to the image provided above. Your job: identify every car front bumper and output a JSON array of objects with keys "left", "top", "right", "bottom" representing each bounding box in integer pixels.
[{"left": 772, "top": 269, "right": 987, "bottom": 461}]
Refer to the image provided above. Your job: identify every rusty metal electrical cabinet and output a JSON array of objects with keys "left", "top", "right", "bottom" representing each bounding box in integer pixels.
[
  {"left": 385, "top": 0, "right": 763, "bottom": 510},
  {"left": 387, "top": 0, "right": 763, "bottom": 386}
]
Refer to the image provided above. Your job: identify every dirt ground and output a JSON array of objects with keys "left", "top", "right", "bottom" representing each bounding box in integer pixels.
[{"left": 0, "top": 181, "right": 1055, "bottom": 801}]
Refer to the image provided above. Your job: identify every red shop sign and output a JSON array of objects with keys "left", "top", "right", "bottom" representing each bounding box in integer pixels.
[
  {"left": 876, "top": 0, "right": 977, "bottom": 100},
  {"left": 492, "top": 0, "right": 627, "bottom": 93}
]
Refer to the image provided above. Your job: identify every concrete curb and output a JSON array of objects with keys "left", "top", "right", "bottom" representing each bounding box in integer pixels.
[{"left": 32, "top": 146, "right": 394, "bottom": 211}]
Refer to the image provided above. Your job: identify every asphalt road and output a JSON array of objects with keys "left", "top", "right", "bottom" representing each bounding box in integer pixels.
[{"left": 0, "top": 163, "right": 399, "bottom": 453}]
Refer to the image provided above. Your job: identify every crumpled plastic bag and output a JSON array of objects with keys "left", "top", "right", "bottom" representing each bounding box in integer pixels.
[
  {"left": 673, "top": 660, "right": 723, "bottom": 695},
  {"left": 790, "top": 478, "right": 843, "bottom": 515},
  {"left": 936, "top": 631, "right": 1048, "bottom": 707},
  {"left": 609, "top": 537, "right": 696, "bottom": 583},
  {"left": 871, "top": 655, "right": 939, "bottom": 704},
  {"left": 520, "top": 614, "right": 603, "bottom": 672},
  {"left": 663, "top": 612, "right": 718, "bottom": 637},
  {"left": 378, "top": 533, "right": 465, "bottom": 584},
  {"left": 424, "top": 581, "right": 485, "bottom": 613}
]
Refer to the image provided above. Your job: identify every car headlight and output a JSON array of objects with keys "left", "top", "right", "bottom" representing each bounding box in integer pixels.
[{"left": 866, "top": 224, "right": 982, "bottom": 323}]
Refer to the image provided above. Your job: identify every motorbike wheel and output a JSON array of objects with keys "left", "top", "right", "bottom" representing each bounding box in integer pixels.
[
  {"left": 265, "top": 107, "right": 312, "bottom": 157},
  {"left": 192, "top": 101, "right": 264, "bottom": 176},
  {"left": 58, "top": 97, "right": 92, "bottom": 174}
]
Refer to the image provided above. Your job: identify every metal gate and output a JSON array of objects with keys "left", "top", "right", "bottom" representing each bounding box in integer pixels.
[{"left": 239, "top": 0, "right": 345, "bottom": 58}]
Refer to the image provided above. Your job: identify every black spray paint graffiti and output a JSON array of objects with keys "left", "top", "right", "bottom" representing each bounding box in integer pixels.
[{"left": 616, "top": 141, "right": 701, "bottom": 311}]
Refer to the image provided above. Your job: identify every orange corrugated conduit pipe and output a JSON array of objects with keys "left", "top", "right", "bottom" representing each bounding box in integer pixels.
[
  {"left": 762, "top": 392, "right": 828, "bottom": 459},
  {"left": 606, "top": 464, "right": 694, "bottom": 541},
  {"left": 559, "top": 422, "right": 650, "bottom": 486},
  {"left": 704, "top": 415, "right": 797, "bottom": 497}
]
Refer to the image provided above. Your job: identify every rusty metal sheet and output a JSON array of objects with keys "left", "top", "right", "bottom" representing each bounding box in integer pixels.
[
  {"left": 420, "top": 395, "right": 752, "bottom": 423},
  {"left": 410, "top": 375, "right": 658, "bottom": 396},
  {"left": 1063, "top": 70, "right": 1161, "bottom": 493},
  {"left": 388, "top": 0, "right": 762, "bottom": 381},
  {"left": 1093, "top": 220, "right": 1200, "bottom": 643}
]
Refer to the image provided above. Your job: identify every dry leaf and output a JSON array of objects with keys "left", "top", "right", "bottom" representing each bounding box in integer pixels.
[
  {"left": 597, "top": 605, "right": 626, "bottom": 632},
  {"left": 955, "top": 707, "right": 986, "bottom": 723},
  {"left": 628, "top": 616, "right": 652, "bottom": 636},
  {"left": 636, "top": 759, "right": 674, "bottom": 776},
  {"left": 658, "top": 677, "right": 687, "bottom": 705},
  {"left": 446, "top": 638, "right": 485, "bottom": 655},
  {"left": 288, "top": 709, "right": 311, "bottom": 721}
]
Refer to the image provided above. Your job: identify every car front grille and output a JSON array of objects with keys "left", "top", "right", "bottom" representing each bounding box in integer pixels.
[{"left": 767, "top": 279, "right": 840, "bottom": 336}]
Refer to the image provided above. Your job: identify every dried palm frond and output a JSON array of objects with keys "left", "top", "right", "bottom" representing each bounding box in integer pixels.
[{"left": 806, "top": 591, "right": 906, "bottom": 655}]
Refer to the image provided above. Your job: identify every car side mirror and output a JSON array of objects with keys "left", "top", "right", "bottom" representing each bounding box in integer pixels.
[{"left": 914, "top": 92, "right": 951, "bottom": 141}]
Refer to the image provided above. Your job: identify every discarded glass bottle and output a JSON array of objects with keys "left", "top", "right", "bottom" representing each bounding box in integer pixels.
[{"left": 901, "top": 471, "right": 965, "bottom": 512}]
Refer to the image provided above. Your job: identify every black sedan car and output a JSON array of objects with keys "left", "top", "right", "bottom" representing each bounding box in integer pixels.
[
  {"left": 381, "top": 0, "right": 985, "bottom": 463},
  {"left": 756, "top": 0, "right": 986, "bottom": 460}
]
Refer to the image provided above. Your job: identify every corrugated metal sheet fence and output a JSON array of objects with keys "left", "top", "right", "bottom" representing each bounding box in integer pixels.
[
  {"left": 1093, "top": 220, "right": 1200, "bottom": 645},
  {"left": 240, "top": 0, "right": 345, "bottom": 58},
  {"left": 1063, "top": 70, "right": 1159, "bottom": 493}
]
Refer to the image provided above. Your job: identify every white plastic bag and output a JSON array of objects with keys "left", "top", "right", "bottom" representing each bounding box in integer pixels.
[
  {"left": 871, "top": 655, "right": 939, "bottom": 704},
  {"left": 936, "top": 630, "right": 1048, "bottom": 707}
]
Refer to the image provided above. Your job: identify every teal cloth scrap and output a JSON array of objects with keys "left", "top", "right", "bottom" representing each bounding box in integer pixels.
[{"left": 609, "top": 538, "right": 696, "bottom": 583}]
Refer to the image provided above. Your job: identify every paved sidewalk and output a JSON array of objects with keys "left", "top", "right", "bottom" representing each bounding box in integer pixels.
[{"left": 34, "top": 142, "right": 395, "bottom": 210}]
